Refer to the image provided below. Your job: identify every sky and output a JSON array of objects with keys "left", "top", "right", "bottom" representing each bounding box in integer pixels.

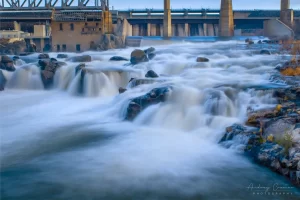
[{"left": 109, "top": 0, "right": 300, "bottom": 10}]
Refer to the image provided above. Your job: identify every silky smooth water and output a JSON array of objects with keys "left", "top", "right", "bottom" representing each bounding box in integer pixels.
[{"left": 1, "top": 41, "right": 299, "bottom": 200}]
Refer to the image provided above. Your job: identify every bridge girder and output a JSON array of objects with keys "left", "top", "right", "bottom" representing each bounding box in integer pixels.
[{"left": 0, "top": 0, "right": 101, "bottom": 8}]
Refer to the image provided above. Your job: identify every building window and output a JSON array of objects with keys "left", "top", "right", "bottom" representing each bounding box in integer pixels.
[
  {"left": 99, "top": 28, "right": 101, "bottom": 31},
  {"left": 57, "top": 44, "right": 61, "bottom": 52},
  {"left": 82, "top": 28, "right": 84, "bottom": 32},
  {"left": 96, "top": 23, "right": 99, "bottom": 26},
  {"left": 59, "top": 23, "right": 63, "bottom": 31},
  {"left": 62, "top": 44, "right": 67, "bottom": 52},
  {"left": 70, "top": 23, "right": 74, "bottom": 31},
  {"left": 76, "top": 44, "right": 81, "bottom": 52},
  {"left": 85, "top": 23, "right": 88, "bottom": 26}
]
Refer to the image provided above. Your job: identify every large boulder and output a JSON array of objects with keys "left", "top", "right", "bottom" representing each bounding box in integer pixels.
[
  {"left": 39, "top": 58, "right": 64, "bottom": 88},
  {"left": 145, "top": 70, "right": 159, "bottom": 78},
  {"left": 109, "top": 56, "right": 128, "bottom": 61},
  {"left": 246, "top": 107, "right": 282, "bottom": 127},
  {"left": 70, "top": 55, "right": 92, "bottom": 63},
  {"left": 38, "top": 53, "right": 50, "bottom": 59},
  {"left": 130, "top": 49, "right": 149, "bottom": 65},
  {"left": 98, "top": 34, "right": 125, "bottom": 51},
  {"left": 196, "top": 57, "right": 209, "bottom": 62},
  {"left": 125, "top": 87, "right": 171, "bottom": 120},
  {"left": 0, "top": 55, "right": 15, "bottom": 72}
]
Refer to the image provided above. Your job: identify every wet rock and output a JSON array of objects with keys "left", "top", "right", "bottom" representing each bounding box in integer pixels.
[
  {"left": 145, "top": 70, "right": 159, "bottom": 78},
  {"left": 40, "top": 58, "right": 62, "bottom": 88},
  {"left": 246, "top": 108, "right": 281, "bottom": 127},
  {"left": 109, "top": 56, "right": 129, "bottom": 61},
  {"left": 57, "top": 54, "right": 68, "bottom": 59},
  {"left": 130, "top": 49, "right": 149, "bottom": 65},
  {"left": 0, "top": 70, "right": 6, "bottom": 91},
  {"left": 260, "top": 49, "right": 271, "bottom": 55},
  {"left": 263, "top": 118, "right": 296, "bottom": 141},
  {"left": 148, "top": 53, "right": 156, "bottom": 60},
  {"left": 38, "top": 53, "right": 50, "bottom": 59},
  {"left": 74, "top": 63, "right": 86, "bottom": 95},
  {"left": 125, "top": 87, "right": 171, "bottom": 120},
  {"left": 70, "top": 55, "right": 92, "bottom": 63},
  {"left": 196, "top": 57, "right": 209, "bottom": 62},
  {"left": 144, "top": 47, "right": 155, "bottom": 55},
  {"left": 119, "top": 87, "right": 127, "bottom": 94},
  {"left": 245, "top": 38, "right": 254, "bottom": 45},
  {"left": 12, "top": 56, "right": 20, "bottom": 61},
  {"left": 98, "top": 34, "right": 125, "bottom": 50},
  {"left": 0, "top": 55, "right": 15, "bottom": 72}
]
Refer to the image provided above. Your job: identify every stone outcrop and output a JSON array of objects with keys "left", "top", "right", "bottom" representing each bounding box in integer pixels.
[
  {"left": 221, "top": 86, "right": 300, "bottom": 186},
  {"left": 0, "top": 39, "right": 27, "bottom": 55},
  {"left": 260, "top": 49, "right": 271, "bottom": 55},
  {"left": 39, "top": 58, "right": 65, "bottom": 88},
  {"left": 70, "top": 55, "right": 92, "bottom": 63},
  {"left": 0, "top": 55, "right": 15, "bottom": 72},
  {"left": 98, "top": 34, "right": 125, "bottom": 51},
  {"left": 125, "top": 87, "right": 171, "bottom": 120}
]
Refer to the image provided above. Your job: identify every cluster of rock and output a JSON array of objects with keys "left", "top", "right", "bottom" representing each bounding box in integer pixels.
[
  {"left": 98, "top": 34, "right": 125, "bottom": 51},
  {"left": 220, "top": 86, "right": 300, "bottom": 186}
]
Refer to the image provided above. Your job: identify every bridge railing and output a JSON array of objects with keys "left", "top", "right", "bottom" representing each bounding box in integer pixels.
[{"left": 0, "top": 0, "right": 102, "bottom": 8}]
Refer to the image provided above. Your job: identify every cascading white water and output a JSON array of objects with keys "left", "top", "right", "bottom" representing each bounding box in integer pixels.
[
  {"left": 1, "top": 41, "right": 299, "bottom": 200},
  {"left": 6, "top": 64, "right": 44, "bottom": 90}
]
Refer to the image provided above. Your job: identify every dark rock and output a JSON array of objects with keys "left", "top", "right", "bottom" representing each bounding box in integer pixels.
[
  {"left": 145, "top": 70, "right": 159, "bottom": 78},
  {"left": 125, "top": 87, "right": 171, "bottom": 120},
  {"left": 57, "top": 54, "right": 68, "bottom": 59},
  {"left": 0, "top": 39, "right": 27, "bottom": 55},
  {"left": 74, "top": 63, "right": 86, "bottom": 95},
  {"left": 130, "top": 49, "right": 149, "bottom": 65},
  {"left": 119, "top": 87, "right": 127, "bottom": 94},
  {"left": 109, "top": 56, "right": 129, "bottom": 61},
  {"left": 148, "top": 53, "right": 156, "bottom": 60},
  {"left": 1, "top": 55, "right": 12, "bottom": 63},
  {"left": 12, "top": 56, "right": 20, "bottom": 61},
  {"left": 70, "top": 55, "right": 92, "bottom": 63},
  {"left": 246, "top": 108, "right": 281, "bottom": 127},
  {"left": 38, "top": 53, "right": 50, "bottom": 59},
  {"left": 40, "top": 58, "right": 62, "bottom": 88},
  {"left": 0, "top": 70, "right": 6, "bottom": 91},
  {"left": 260, "top": 49, "right": 271, "bottom": 55},
  {"left": 144, "top": 47, "right": 155, "bottom": 55},
  {"left": 258, "top": 40, "right": 262, "bottom": 44},
  {"left": 196, "top": 57, "right": 209, "bottom": 62},
  {"left": 0, "top": 55, "right": 15, "bottom": 72}
]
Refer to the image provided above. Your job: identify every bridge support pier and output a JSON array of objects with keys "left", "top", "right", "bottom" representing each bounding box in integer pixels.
[
  {"left": 184, "top": 23, "right": 189, "bottom": 36},
  {"left": 13, "top": 21, "right": 21, "bottom": 31},
  {"left": 147, "top": 23, "right": 151, "bottom": 36},
  {"left": 280, "top": 0, "right": 294, "bottom": 28},
  {"left": 207, "top": 24, "right": 215, "bottom": 36},
  {"left": 163, "top": 0, "right": 172, "bottom": 38},
  {"left": 219, "top": 0, "right": 234, "bottom": 37},
  {"left": 132, "top": 24, "right": 139, "bottom": 36}
]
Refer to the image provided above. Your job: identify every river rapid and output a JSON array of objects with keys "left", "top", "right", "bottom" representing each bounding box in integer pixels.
[{"left": 1, "top": 41, "right": 300, "bottom": 200}]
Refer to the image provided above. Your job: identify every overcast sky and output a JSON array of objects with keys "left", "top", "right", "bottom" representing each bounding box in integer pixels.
[{"left": 110, "top": 0, "right": 300, "bottom": 10}]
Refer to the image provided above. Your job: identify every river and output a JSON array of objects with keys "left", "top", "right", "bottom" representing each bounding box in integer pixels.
[{"left": 1, "top": 41, "right": 299, "bottom": 200}]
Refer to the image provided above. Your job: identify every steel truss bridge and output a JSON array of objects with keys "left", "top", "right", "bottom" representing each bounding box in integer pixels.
[{"left": 0, "top": 0, "right": 102, "bottom": 9}]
